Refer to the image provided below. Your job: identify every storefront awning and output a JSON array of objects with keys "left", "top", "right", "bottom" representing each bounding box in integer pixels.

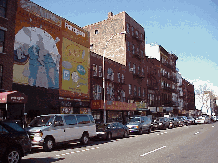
[{"left": 0, "top": 91, "right": 27, "bottom": 103}]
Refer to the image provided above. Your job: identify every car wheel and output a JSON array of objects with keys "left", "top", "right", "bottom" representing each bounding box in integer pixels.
[
  {"left": 138, "top": 129, "right": 143, "bottom": 135},
  {"left": 43, "top": 137, "right": 54, "bottom": 152},
  {"left": 5, "top": 147, "right": 21, "bottom": 163},
  {"left": 106, "top": 132, "right": 112, "bottom": 140},
  {"left": 81, "top": 133, "right": 89, "bottom": 145},
  {"left": 123, "top": 131, "right": 129, "bottom": 138}
]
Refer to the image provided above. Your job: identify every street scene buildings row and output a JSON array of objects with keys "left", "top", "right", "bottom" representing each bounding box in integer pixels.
[{"left": 0, "top": 0, "right": 200, "bottom": 124}]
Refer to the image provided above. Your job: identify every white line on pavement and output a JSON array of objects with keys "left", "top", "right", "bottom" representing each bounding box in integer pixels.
[{"left": 140, "top": 146, "right": 167, "bottom": 157}]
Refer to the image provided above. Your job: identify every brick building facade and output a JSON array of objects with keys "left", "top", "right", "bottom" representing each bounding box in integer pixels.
[{"left": 0, "top": 0, "right": 17, "bottom": 91}]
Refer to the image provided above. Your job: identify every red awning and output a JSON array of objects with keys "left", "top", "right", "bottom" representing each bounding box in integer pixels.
[{"left": 0, "top": 91, "right": 27, "bottom": 104}]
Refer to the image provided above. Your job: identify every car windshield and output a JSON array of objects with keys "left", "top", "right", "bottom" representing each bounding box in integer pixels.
[
  {"left": 128, "top": 117, "right": 141, "bottom": 122},
  {"left": 29, "top": 116, "right": 54, "bottom": 127},
  {"left": 3, "top": 122, "right": 25, "bottom": 132}
]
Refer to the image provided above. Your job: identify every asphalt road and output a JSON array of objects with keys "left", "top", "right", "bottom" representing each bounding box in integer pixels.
[{"left": 22, "top": 122, "right": 218, "bottom": 163}]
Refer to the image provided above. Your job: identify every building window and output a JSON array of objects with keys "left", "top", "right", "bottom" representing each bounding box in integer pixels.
[
  {"left": 117, "top": 73, "right": 120, "bottom": 82},
  {"left": 134, "top": 85, "right": 137, "bottom": 96},
  {"left": 129, "top": 84, "right": 132, "bottom": 95},
  {"left": 127, "top": 41, "right": 130, "bottom": 51},
  {"left": 133, "top": 64, "right": 136, "bottom": 74},
  {"left": 132, "top": 45, "right": 135, "bottom": 54},
  {"left": 135, "top": 30, "right": 138, "bottom": 37},
  {"left": 0, "top": 65, "right": 2, "bottom": 89},
  {"left": 131, "top": 27, "right": 134, "bottom": 36},
  {"left": 93, "top": 64, "right": 97, "bottom": 76},
  {"left": 0, "top": 0, "right": 6, "bottom": 18},
  {"left": 99, "top": 66, "right": 102, "bottom": 77},
  {"left": 93, "top": 85, "right": 102, "bottom": 100},
  {"left": 121, "top": 74, "right": 124, "bottom": 83},
  {"left": 128, "top": 62, "right": 131, "bottom": 71},
  {"left": 138, "top": 87, "right": 141, "bottom": 97},
  {"left": 95, "top": 30, "right": 99, "bottom": 34},
  {"left": 142, "top": 88, "right": 145, "bottom": 97},
  {"left": 0, "top": 30, "right": 5, "bottom": 53},
  {"left": 127, "top": 23, "right": 130, "bottom": 34},
  {"left": 90, "top": 44, "right": 93, "bottom": 50}
]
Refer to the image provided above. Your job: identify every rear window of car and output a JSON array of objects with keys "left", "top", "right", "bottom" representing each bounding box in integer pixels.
[{"left": 3, "top": 122, "right": 25, "bottom": 132}]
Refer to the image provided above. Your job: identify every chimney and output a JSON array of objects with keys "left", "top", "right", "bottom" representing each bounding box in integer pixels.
[{"left": 108, "top": 12, "right": 113, "bottom": 19}]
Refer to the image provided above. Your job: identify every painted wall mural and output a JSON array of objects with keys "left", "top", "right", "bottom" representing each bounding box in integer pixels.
[
  {"left": 62, "top": 37, "right": 89, "bottom": 95},
  {"left": 13, "top": 27, "right": 61, "bottom": 89}
]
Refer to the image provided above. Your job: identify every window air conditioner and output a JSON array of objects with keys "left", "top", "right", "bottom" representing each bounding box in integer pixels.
[{"left": 129, "top": 68, "right": 133, "bottom": 72}]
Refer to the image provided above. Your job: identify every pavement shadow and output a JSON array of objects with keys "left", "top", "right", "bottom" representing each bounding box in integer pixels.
[{"left": 21, "top": 157, "right": 65, "bottom": 163}]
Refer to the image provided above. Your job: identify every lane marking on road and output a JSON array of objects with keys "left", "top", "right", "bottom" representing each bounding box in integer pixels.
[
  {"left": 194, "top": 131, "right": 200, "bottom": 135},
  {"left": 212, "top": 126, "right": 215, "bottom": 127},
  {"left": 140, "top": 146, "right": 167, "bottom": 157},
  {"left": 55, "top": 146, "right": 100, "bottom": 157}
]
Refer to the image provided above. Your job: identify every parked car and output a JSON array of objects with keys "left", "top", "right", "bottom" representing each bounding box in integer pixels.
[
  {"left": 169, "top": 117, "right": 179, "bottom": 128},
  {"left": 187, "top": 117, "right": 195, "bottom": 125},
  {"left": 95, "top": 122, "right": 129, "bottom": 140},
  {"left": 177, "top": 116, "right": 188, "bottom": 126},
  {"left": 26, "top": 114, "right": 96, "bottom": 151},
  {"left": 156, "top": 117, "right": 169, "bottom": 130},
  {"left": 211, "top": 116, "right": 217, "bottom": 122},
  {"left": 195, "top": 116, "right": 206, "bottom": 124},
  {"left": 151, "top": 118, "right": 158, "bottom": 131},
  {"left": 0, "top": 120, "right": 31, "bottom": 163},
  {"left": 126, "top": 115, "right": 152, "bottom": 134}
]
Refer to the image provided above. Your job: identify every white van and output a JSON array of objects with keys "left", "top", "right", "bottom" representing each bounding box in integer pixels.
[{"left": 26, "top": 114, "right": 96, "bottom": 151}]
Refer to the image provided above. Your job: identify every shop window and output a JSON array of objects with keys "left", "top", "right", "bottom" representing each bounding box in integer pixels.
[
  {"left": 0, "top": 30, "right": 5, "bottom": 53},
  {"left": 0, "top": 0, "right": 6, "bottom": 18},
  {"left": 0, "top": 65, "right": 2, "bottom": 89}
]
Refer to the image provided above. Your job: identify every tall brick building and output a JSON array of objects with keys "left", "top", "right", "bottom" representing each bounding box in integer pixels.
[
  {"left": 84, "top": 12, "right": 149, "bottom": 122},
  {"left": 0, "top": 0, "right": 17, "bottom": 91}
]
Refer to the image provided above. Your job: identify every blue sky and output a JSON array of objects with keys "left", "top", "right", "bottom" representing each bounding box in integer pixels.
[{"left": 32, "top": 0, "right": 218, "bottom": 89}]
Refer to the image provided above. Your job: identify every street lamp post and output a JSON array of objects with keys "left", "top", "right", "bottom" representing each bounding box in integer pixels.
[{"left": 103, "top": 31, "right": 126, "bottom": 124}]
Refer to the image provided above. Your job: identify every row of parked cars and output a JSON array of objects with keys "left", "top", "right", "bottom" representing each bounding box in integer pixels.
[{"left": 0, "top": 114, "right": 217, "bottom": 163}]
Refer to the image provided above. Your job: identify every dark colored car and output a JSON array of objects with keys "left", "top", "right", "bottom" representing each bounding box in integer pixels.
[
  {"left": 0, "top": 120, "right": 31, "bottom": 163},
  {"left": 177, "top": 116, "right": 188, "bottom": 126},
  {"left": 151, "top": 118, "right": 158, "bottom": 131},
  {"left": 169, "top": 117, "right": 179, "bottom": 128},
  {"left": 156, "top": 117, "right": 169, "bottom": 130},
  {"left": 95, "top": 122, "right": 129, "bottom": 140}
]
